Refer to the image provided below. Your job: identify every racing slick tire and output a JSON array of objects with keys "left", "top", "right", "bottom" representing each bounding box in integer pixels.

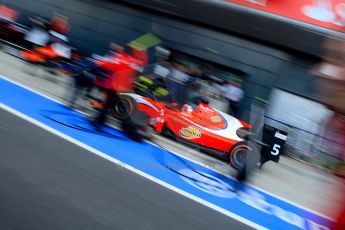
[
  {"left": 229, "top": 142, "right": 252, "bottom": 170},
  {"left": 111, "top": 95, "right": 136, "bottom": 121},
  {"left": 121, "top": 109, "right": 150, "bottom": 142}
]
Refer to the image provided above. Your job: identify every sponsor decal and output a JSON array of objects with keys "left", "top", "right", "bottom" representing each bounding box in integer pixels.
[
  {"left": 227, "top": 0, "right": 345, "bottom": 32},
  {"left": 150, "top": 118, "right": 157, "bottom": 125},
  {"left": 150, "top": 117, "right": 164, "bottom": 125},
  {"left": 179, "top": 126, "right": 201, "bottom": 139},
  {"left": 211, "top": 115, "right": 222, "bottom": 123},
  {"left": 275, "top": 131, "right": 288, "bottom": 141}
]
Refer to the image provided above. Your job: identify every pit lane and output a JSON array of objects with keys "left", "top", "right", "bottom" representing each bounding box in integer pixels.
[
  {"left": 0, "top": 51, "right": 340, "bottom": 229},
  {"left": 0, "top": 108, "right": 253, "bottom": 230}
]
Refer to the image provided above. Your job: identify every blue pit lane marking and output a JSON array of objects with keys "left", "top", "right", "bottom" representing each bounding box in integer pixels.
[{"left": 0, "top": 76, "right": 334, "bottom": 230}]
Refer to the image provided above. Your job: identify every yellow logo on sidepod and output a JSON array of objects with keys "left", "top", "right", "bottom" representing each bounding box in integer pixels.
[
  {"left": 179, "top": 126, "right": 201, "bottom": 139},
  {"left": 211, "top": 115, "right": 222, "bottom": 123}
]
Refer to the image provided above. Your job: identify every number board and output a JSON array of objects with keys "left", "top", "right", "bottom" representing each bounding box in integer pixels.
[{"left": 260, "top": 124, "right": 288, "bottom": 166}]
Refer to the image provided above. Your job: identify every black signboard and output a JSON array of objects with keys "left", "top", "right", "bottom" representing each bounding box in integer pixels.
[{"left": 260, "top": 124, "right": 288, "bottom": 166}]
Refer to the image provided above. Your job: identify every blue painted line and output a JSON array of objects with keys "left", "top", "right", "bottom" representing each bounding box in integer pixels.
[{"left": 0, "top": 77, "right": 334, "bottom": 230}]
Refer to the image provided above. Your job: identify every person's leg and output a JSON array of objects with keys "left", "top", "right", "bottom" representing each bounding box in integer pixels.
[
  {"left": 82, "top": 71, "right": 96, "bottom": 99},
  {"left": 68, "top": 74, "right": 83, "bottom": 108},
  {"left": 176, "top": 83, "right": 186, "bottom": 105},
  {"left": 84, "top": 82, "right": 94, "bottom": 98},
  {"left": 168, "top": 81, "right": 178, "bottom": 103},
  {"left": 228, "top": 99, "right": 234, "bottom": 116},
  {"left": 94, "top": 89, "right": 117, "bottom": 126},
  {"left": 232, "top": 102, "right": 240, "bottom": 118},
  {"left": 234, "top": 141, "right": 260, "bottom": 192}
]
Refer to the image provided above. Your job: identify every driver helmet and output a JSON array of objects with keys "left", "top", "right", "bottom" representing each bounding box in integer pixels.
[{"left": 182, "top": 104, "right": 193, "bottom": 113}]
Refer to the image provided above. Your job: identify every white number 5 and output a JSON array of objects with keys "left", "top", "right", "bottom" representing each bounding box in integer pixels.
[{"left": 271, "top": 144, "right": 281, "bottom": 156}]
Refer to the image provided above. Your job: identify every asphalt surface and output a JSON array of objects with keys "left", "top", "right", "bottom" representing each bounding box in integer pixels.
[{"left": 0, "top": 108, "right": 253, "bottom": 230}]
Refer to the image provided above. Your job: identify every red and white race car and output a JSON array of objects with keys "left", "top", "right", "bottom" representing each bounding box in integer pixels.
[{"left": 111, "top": 93, "right": 267, "bottom": 169}]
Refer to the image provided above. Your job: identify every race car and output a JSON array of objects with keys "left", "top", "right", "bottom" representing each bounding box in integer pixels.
[{"left": 110, "top": 93, "right": 286, "bottom": 169}]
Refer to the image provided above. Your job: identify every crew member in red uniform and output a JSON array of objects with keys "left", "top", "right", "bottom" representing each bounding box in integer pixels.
[
  {"left": 49, "top": 13, "right": 69, "bottom": 35},
  {"left": 92, "top": 46, "right": 147, "bottom": 127}
]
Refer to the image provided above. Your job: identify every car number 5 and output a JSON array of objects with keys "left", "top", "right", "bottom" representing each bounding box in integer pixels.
[
  {"left": 160, "top": 109, "right": 165, "bottom": 116},
  {"left": 271, "top": 144, "right": 281, "bottom": 156}
]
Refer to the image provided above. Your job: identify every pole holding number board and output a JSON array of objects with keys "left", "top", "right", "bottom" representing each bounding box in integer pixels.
[{"left": 248, "top": 98, "right": 288, "bottom": 168}]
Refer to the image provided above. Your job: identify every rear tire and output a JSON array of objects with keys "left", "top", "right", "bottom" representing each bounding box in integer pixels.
[{"left": 229, "top": 142, "right": 252, "bottom": 170}]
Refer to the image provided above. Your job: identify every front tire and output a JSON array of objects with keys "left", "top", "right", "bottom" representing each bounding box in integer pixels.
[
  {"left": 111, "top": 95, "right": 136, "bottom": 120},
  {"left": 121, "top": 109, "right": 150, "bottom": 142}
]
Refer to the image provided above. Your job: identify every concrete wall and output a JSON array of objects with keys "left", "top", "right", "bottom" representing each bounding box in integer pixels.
[{"left": 5, "top": 0, "right": 318, "bottom": 118}]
